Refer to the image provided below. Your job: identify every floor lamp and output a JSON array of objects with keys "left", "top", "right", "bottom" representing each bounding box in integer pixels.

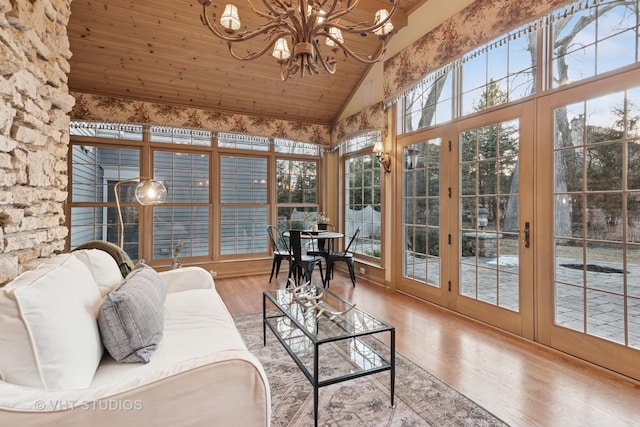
[{"left": 114, "top": 177, "right": 168, "bottom": 248}]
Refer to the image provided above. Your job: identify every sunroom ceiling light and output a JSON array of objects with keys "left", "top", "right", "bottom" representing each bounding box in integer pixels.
[{"left": 198, "top": 0, "right": 398, "bottom": 81}]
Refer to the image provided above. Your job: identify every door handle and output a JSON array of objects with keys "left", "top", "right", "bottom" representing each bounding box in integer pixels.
[{"left": 523, "top": 222, "right": 530, "bottom": 248}]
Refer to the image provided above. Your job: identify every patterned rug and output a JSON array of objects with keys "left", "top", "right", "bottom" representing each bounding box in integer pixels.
[{"left": 233, "top": 312, "right": 509, "bottom": 427}]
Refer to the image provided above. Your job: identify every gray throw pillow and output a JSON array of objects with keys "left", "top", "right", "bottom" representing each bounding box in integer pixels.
[{"left": 98, "top": 266, "right": 167, "bottom": 363}]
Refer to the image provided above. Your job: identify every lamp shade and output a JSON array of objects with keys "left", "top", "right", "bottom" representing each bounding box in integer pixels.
[
  {"left": 134, "top": 180, "right": 167, "bottom": 205},
  {"left": 374, "top": 9, "right": 394, "bottom": 36},
  {"left": 326, "top": 27, "right": 344, "bottom": 47},
  {"left": 272, "top": 38, "right": 291, "bottom": 60},
  {"left": 220, "top": 4, "right": 241, "bottom": 31},
  {"left": 373, "top": 140, "right": 384, "bottom": 154}
]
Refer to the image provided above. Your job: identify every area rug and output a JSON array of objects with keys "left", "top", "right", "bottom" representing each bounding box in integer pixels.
[{"left": 233, "top": 312, "right": 509, "bottom": 426}]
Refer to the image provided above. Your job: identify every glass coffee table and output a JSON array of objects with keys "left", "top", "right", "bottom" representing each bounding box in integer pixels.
[{"left": 263, "top": 284, "right": 395, "bottom": 427}]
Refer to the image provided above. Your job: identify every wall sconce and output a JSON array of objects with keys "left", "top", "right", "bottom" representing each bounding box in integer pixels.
[
  {"left": 114, "top": 177, "right": 168, "bottom": 248},
  {"left": 373, "top": 140, "right": 391, "bottom": 173},
  {"left": 405, "top": 146, "right": 419, "bottom": 170}
]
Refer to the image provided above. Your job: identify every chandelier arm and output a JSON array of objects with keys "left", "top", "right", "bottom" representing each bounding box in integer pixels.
[
  {"left": 312, "top": 40, "right": 337, "bottom": 75},
  {"left": 226, "top": 32, "right": 291, "bottom": 60},
  {"left": 329, "top": 0, "right": 399, "bottom": 35},
  {"left": 319, "top": 0, "right": 344, "bottom": 21},
  {"left": 249, "top": 0, "right": 290, "bottom": 22},
  {"left": 206, "top": 16, "right": 291, "bottom": 43},
  {"left": 323, "top": 35, "right": 389, "bottom": 64},
  {"left": 200, "top": 2, "right": 295, "bottom": 43},
  {"left": 320, "top": 0, "right": 363, "bottom": 24}
]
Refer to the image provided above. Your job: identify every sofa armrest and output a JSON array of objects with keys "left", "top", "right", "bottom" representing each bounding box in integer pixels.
[
  {"left": 158, "top": 267, "right": 214, "bottom": 293},
  {"left": 0, "top": 352, "right": 271, "bottom": 427}
]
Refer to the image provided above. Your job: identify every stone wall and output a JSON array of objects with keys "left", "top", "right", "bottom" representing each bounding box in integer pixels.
[{"left": 0, "top": 0, "right": 75, "bottom": 284}]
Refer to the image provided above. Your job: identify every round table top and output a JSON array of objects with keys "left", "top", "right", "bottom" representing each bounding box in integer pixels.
[{"left": 283, "top": 230, "right": 343, "bottom": 239}]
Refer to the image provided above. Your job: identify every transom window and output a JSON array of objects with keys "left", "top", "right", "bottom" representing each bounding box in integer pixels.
[{"left": 398, "top": 0, "right": 640, "bottom": 136}]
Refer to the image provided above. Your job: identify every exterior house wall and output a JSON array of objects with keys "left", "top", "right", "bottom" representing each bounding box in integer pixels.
[{"left": 0, "top": 0, "right": 75, "bottom": 284}]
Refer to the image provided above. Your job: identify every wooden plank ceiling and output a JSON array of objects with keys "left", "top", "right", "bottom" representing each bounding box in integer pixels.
[{"left": 67, "top": 0, "right": 417, "bottom": 125}]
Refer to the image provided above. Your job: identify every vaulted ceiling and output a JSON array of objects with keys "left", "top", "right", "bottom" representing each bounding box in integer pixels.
[{"left": 67, "top": 0, "right": 420, "bottom": 126}]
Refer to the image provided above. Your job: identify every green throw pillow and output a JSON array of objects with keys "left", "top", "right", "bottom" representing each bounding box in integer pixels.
[{"left": 73, "top": 240, "right": 135, "bottom": 277}]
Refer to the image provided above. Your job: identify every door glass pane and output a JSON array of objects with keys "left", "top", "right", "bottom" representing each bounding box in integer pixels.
[
  {"left": 460, "top": 119, "right": 520, "bottom": 312},
  {"left": 403, "top": 139, "right": 441, "bottom": 287},
  {"left": 553, "top": 87, "right": 640, "bottom": 348}
]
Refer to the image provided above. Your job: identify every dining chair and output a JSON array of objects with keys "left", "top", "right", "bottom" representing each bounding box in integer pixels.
[
  {"left": 267, "top": 225, "right": 291, "bottom": 283},
  {"left": 287, "top": 230, "right": 325, "bottom": 287},
  {"left": 325, "top": 227, "right": 360, "bottom": 287}
]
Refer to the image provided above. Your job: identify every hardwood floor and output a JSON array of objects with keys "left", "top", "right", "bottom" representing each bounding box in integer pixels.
[{"left": 215, "top": 272, "right": 640, "bottom": 426}]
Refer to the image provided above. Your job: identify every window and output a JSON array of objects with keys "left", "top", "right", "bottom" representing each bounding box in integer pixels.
[
  {"left": 399, "top": 1, "right": 640, "bottom": 137},
  {"left": 153, "top": 151, "right": 210, "bottom": 258},
  {"left": 343, "top": 131, "right": 382, "bottom": 260},
  {"left": 402, "top": 72, "right": 453, "bottom": 133},
  {"left": 220, "top": 155, "right": 268, "bottom": 255},
  {"left": 276, "top": 159, "right": 319, "bottom": 230},
  {"left": 552, "top": 1, "right": 640, "bottom": 88},
  {"left": 69, "top": 122, "right": 323, "bottom": 263},
  {"left": 69, "top": 121, "right": 143, "bottom": 140},
  {"left": 218, "top": 131, "right": 269, "bottom": 151},
  {"left": 70, "top": 144, "right": 143, "bottom": 257},
  {"left": 462, "top": 24, "right": 537, "bottom": 115}
]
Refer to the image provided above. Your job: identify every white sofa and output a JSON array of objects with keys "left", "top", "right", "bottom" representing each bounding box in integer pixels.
[{"left": 0, "top": 249, "right": 271, "bottom": 426}]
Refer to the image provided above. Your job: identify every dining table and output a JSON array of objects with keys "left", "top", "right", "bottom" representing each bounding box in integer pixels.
[{"left": 283, "top": 230, "right": 344, "bottom": 285}]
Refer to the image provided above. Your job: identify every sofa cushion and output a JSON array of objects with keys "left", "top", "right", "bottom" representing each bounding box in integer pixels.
[
  {"left": 72, "top": 249, "right": 125, "bottom": 297},
  {"left": 0, "top": 254, "right": 103, "bottom": 390},
  {"left": 98, "top": 266, "right": 167, "bottom": 363}
]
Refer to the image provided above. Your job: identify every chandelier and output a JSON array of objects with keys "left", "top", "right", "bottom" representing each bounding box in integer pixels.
[{"left": 198, "top": 0, "right": 398, "bottom": 81}]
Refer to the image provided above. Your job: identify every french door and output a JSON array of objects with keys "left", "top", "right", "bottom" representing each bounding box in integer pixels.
[
  {"left": 537, "top": 68, "right": 640, "bottom": 379},
  {"left": 395, "top": 69, "right": 640, "bottom": 379},
  {"left": 396, "top": 103, "right": 535, "bottom": 337}
]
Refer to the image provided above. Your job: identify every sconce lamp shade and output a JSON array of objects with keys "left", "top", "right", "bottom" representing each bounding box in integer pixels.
[
  {"left": 114, "top": 177, "right": 167, "bottom": 248},
  {"left": 373, "top": 140, "right": 391, "bottom": 173},
  {"left": 373, "top": 140, "right": 384, "bottom": 154}
]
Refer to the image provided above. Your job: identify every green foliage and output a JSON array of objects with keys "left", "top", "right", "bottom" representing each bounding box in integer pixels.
[
  {"left": 364, "top": 248, "right": 381, "bottom": 258},
  {"left": 407, "top": 227, "right": 440, "bottom": 256},
  {"left": 460, "top": 233, "right": 474, "bottom": 257}
]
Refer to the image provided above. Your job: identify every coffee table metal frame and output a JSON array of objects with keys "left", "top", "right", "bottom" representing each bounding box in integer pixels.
[{"left": 263, "top": 284, "right": 395, "bottom": 427}]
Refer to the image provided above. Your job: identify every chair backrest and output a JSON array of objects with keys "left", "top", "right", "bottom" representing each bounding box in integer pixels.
[
  {"left": 288, "top": 230, "right": 303, "bottom": 259},
  {"left": 343, "top": 227, "right": 361, "bottom": 255},
  {"left": 267, "top": 225, "right": 288, "bottom": 253}
]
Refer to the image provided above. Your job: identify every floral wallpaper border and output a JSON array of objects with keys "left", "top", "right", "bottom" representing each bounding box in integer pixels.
[
  {"left": 383, "top": 0, "right": 575, "bottom": 101},
  {"left": 333, "top": 101, "right": 385, "bottom": 144},
  {"left": 70, "top": 91, "right": 332, "bottom": 147}
]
